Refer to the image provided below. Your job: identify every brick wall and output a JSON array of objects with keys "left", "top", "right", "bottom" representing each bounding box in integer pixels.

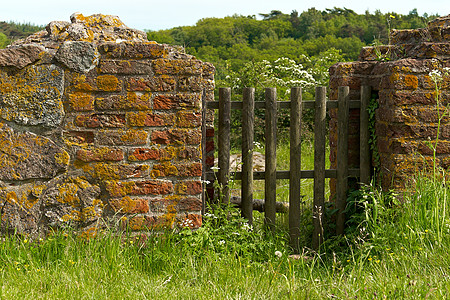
[
  {"left": 329, "top": 15, "right": 450, "bottom": 193},
  {"left": 0, "top": 13, "right": 214, "bottom": 237}
]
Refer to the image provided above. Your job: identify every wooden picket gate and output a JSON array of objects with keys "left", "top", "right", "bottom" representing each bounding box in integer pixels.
[{"left": 202, "top": 86, "right": 371, "bottom": 251}]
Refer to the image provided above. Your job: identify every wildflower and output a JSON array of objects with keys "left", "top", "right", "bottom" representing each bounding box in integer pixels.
[
  {"left": 425, "top": 230, "right": 429, "bottom": 233},
  {"left": 368, "top": 257, "right": 373, "bottom": 261},
  {"left": 23, "top": 239, "right": 28, "bottom": 244},
  {"left": 210, "top": 166, "right": 220, "bottom": 171},
  {"left": 218, "top": 240, "right": 225, "bottom": 245},
  {"left": 390, "top": 14, "right": 395, "bottom": 19},
  {"left": 275, "top": 251, "right": 282, "bottom": 258},
  {"left": 376, "top": 260, "right": 380, "bottom": 263},
  {"left": 202, "top": 180, "right": 211, "bottom": 185}
]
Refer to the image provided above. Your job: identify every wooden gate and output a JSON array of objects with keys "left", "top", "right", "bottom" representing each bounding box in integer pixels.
[{"left": 202, "top": 86, "right": 371, "bottom": 251}]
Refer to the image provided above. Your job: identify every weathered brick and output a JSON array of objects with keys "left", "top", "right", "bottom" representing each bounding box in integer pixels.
[
  {"left": 175, "top": 180, "right": 202, "bottom": 195},
  {"left": 75, "top": 113, "right": 126, "bottom": 128},
  {"left": 98, "top": 42, "right": 168, "bottom": 59},
  {"left": 109, "top": 197, "right": 149, "bottom": 214},
  {"left": 82, "top": 163, "right": 149, "bottom": 180},
  {"left": 76, "top": 147, "right": 124, "bottom": 162},
  {"left": 121, "top": 215, "right": 175, "bottom": 231},
  {"left": 149, "top": 196, "right": 202, "bottom": 213},
  {"left": 99, "top": 60, "right": 153, "bottom": 74},
  {"left": 64, "top": 131, "right": 95, "bottom": 144},
  {"left": 127, "top": 111, "right": 174, "bottom": 127},
  {"left": 178, "top": 146, "right": 201, "bottom": 160},
  {"left": 106, "top": 180, "right": 173, "bottom": 197},
  {"left": 177, "top": 76, "right": 202, "bottom": 92},
  {"left": 68, "top": 92, "right": 95, "bottom": 111},
  {"left": 152, "top": 162, "right": 201, "bottom": 177},
  {"left": 96, "top": 92, "right": 152, "bottom": 111},
  {"left": 176, "top": 111, "right": 202, "bottom": 128},
  {"left": 96, "top": 75, "right": 122, "bottom": 92},
  {"left": 128, "top": 147, "right": 161, "bottom": 161},
  {"left": 151, "top": 129, "right": 201, "bottom": 145},
  {"left": 128, "top": 146, "right": 178, "bottom": 162},
  {"left": 97, "top": 129, "right": 148, "bottom": 146},
  {"left": 127, "top": 76, "right": 176, "bottom": 92},
  {"left": 133, "top": 180, "right": 173, "bottom": 195},
  {"left": 152, "top": 59, "right": 203, "bottom": 75},
  {"left": 153, "top": 93, "right": 201, "bottom": 110}
]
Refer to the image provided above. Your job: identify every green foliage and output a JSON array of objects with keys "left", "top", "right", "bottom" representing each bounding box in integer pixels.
[
  {"left": 0, "top": 32, "right": 9, "bottom": 48},
  {"left": 175, "top": 203, "right": 287, "bottom": 261},
  {"left": 0, "top": 21, "right": 44, "bottom": 44}
]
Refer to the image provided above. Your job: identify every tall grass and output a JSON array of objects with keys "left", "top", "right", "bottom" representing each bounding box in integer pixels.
[{"left": 1, "top": 171, "right": 450, "bottom": 299}]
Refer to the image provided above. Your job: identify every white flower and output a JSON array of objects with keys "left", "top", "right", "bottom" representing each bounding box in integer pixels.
[
  {"left": 218, "top": 240, "right": 225, "bottom": 245},
  {"left": 210, "top": 166, "right": 220, "bottom": 171},
  {"left": 275, "top": 251, "right": 282, "bottom": 258}
]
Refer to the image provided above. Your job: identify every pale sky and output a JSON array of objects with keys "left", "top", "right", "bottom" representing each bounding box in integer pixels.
[{"left": 0, "top": 0, "right": 448, "bottom": 31}]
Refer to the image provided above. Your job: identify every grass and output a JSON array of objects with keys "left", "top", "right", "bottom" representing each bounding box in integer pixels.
[{"left": 1, "top": 170, "right": 450, "bottom": 299}]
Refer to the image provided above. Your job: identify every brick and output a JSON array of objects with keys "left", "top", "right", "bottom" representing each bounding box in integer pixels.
[
  {"left": 178, "top": 146, "right": 201, "bottom": 160},
  {"left": 96, "top": 92, "right": 152, "bottom": 111},
  {"left": 127, "top": 111, "right": 174, "bottom": 127},
  {"left": 68, "top": 92, "right": 94, "bottom": 111},
  {"left": 128, "top": 147, "right": 161, "bottom": 161},
  {"left": 75, "top": 113, "right": 126, "bottom": 128},
  {"left": 76, "top": 147, "right": 124, "bottom": 162},
  {"left": 153, "top": 93, "right": 201, "bottom": 110},
  {"left": 133, "top": 180, "right": 173, "bottom": 195},
  {"left": 64, "top": 131, "right": 94, "bottom": 144},
  {"left": 83, "top": 163, "right": 149, "bottom": 180},
  {"left": 152, "top": 59, "right": 203, "bottom": 75},
  {"left": 97, "top": 129, "right": 148, "bottom": 146},
  {"left": 176, "top": 111, "right": 201, "bottom": 128},
  {"left": 128, "top": 146, "right": 178, "bottom": 162},
  {"left": 99, "top": 60, "right": 152, "bottom": 74},
  {"left": 205, "top": 140, "right": 214, "bottom": 152},
  {"left": 206, "top": 128, "right": 215, "bottom": 137},
  {"left": 127, "top": 76, "right": 176, "bottom": 92},
  {"left": 175, "top": 180, "right": 202, "bottom": 195},
  {"left": 177, "top": 76, "right": 202, "bottom": 92},
  {"left": 152, "top": 162, "right": 201, "bottom": 177},
  {"left": 105, "top": 180, "right": 173, "bottom": 197},
  {"left": 96, "top": 75, "right": 122, "bottom": 92},
  {"left": 149, "top": 196, "right": 202, "bottom": 213},
  {"left": 109, "top": 197, "right": 149, "bottom": 214},
  {"left": 98, "top": 42, "right": 168, "bottom": 59},
  {"left": 151, "top": 129, "right": 201, "bottom": 145}
]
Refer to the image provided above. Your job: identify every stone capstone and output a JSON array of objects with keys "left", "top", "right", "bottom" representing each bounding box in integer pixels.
[
  {"left": 0, "top": 64, "right": 64, "bottom": 127},
  {"left": 0, "top": 44, "right": 46, "bottom": 69},
  {"left": 55, "top": 41, "right": 100, "bottom": 73},
  {"left": 0, "top": 123, "right": 69, "bottom": 181}
]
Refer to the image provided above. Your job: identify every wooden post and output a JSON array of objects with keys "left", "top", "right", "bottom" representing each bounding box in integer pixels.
[
  {"left": 360, "top": 86, "right": 371, "bottom": 186},
  {"left": 201, "top": 88, "right": 207, "bottom": 214},
  {"left": 289, "top": 87, "right": 302, "bottom": 252},
  {"left": 312, "top": 86, "right": 327, "bottom": 249},
  {"left": 265, "top": 88, "right": 277, "bottom": 228},
  {"left": 218, "top": 88, "right": 231, "bottom": 204},
  {"left": 242, "top": 87, "right": 255, "bottom": 224},
  {"left": 336, "top": 86, "right": 349, "bottom": 235}
]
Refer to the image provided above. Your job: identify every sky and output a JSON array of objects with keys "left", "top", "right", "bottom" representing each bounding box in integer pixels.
[{"left": 0, "top": 0, "right": 448, "bottom": 31}]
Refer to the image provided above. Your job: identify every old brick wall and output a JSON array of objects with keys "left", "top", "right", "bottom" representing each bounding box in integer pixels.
[
  {"left": 0, "top": 13, "right": 214, "bottom": 237},
  {"left": 329, "top": 15, "right": 450, "bottom": 193}
]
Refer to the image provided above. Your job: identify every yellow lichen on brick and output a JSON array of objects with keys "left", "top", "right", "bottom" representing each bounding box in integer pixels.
[
  {"left": 68, "top": 92, "right": 94, "bottom": 110},
  {"left": 404, "top": 75, "right": 418, "bottom": 89},
  {"left": 105, "top": 180, "right": 136, "bottom": 197},
  {"left": 97, "top": 75, "right": 119, "bottom": 91},
  {"left": 119, "top": 129, "right": 148, "bottom": 143}
]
